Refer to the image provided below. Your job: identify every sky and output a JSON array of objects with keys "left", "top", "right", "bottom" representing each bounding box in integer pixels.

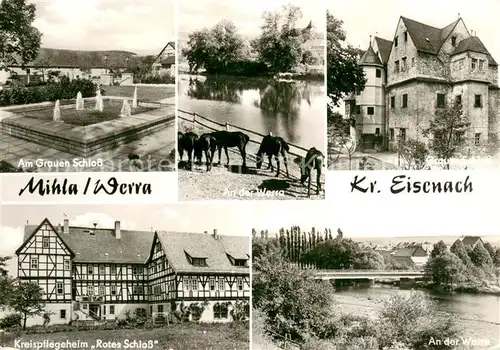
[
  {"left": 250, "top": 200, "right": 500, "bottom": 239},
  {"left": 0, "top": 203, "right": 252, "bottom": 276},
  {"left": 30, "top": 0, "right": 174, "bottom": 55},
  {"left": 178, "top": 0, "right": 326, "bottom": 39}
]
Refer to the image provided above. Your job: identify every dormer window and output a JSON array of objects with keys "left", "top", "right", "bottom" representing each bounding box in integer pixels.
[
  {"left": 184, "top": 250, "right": 207, "bottom": 266},
  {"left": 226, "top": 253, "right": 248, "bottom": 267},
  {"left": 451, "top": 36, "right": 457, "bottom": 47},
  {"left": 192, "top": 258, "right": 207, "bottom": 266}
]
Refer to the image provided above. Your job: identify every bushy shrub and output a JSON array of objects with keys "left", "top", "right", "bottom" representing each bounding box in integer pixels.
[
  {"left": 223, "top": 60, "right": 269, "bottom": 77},
  {"left": 0, "top": 77, "right": 96, "bottom": 106},
  {"left": 139, "top": 72, "right": 175, "bottom": 84},
  {"left": 0, "top": 313, "right": 22, "bottom": 329},
  {"left": 133, "top": 308, "right": 148, "bottom": 325}
]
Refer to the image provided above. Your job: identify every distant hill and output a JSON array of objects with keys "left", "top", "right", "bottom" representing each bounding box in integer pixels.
[
  {"left": 353, "top": 235, "right": 500, "bottom": 249},
  {"left": 14, "top": 48, "right": 141, "bottom": 69}
]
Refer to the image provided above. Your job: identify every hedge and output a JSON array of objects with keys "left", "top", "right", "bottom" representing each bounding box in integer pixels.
[
  {"left": 0, "top": 77, "right": 96, "bottom": 107},
  {"left": 138, "top": 72, "right": 175, "bottom": 84}
]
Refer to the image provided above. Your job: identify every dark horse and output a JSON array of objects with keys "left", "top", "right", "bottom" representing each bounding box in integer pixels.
[
  {"left": 178, "top": 131, "right": 198, "bottom": 169},
  {"left": 194, "top": 133, "right": 217, "bottom": 171},
  {"left": 208, "top": 130, "right": 250, "bottom": 169},
  {"left": 256, "top": 134, "right": 289, "bottom": 177},
  {"left": 300, "top": 147, "right": 324, "bottom": 197}
]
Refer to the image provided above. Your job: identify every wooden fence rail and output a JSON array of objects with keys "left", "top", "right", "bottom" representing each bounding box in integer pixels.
[
  {"left": 177, "top": 108, "right": 326, "bottom": 190},
  {"left": 178, "top": 109, "right": 311, "bottom": 159}
]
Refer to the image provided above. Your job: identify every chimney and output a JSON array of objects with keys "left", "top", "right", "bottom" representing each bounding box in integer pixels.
[
  {"left": 58, "top": 223, "right": 62, "bottom": 233},
  {"left": 204, "top": 231, "right": 208, "bottom": 234},
  {"left": 114, "top": 221, "right": 121, "bottom": 239},
  {"left": 93, "top": 223, "right": 97, "bottom": 234},
  {"left": 213, "top": 229, "right": 218, "bottom": 240},
  {"left": 63, "top": 219, "right": 69, "bottom": 234}
]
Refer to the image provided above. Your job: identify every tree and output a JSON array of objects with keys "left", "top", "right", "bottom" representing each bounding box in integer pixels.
[
  {"left": 450, "top": 239, "right": 472, "bottom": 266},
  {"left": 301, "top": 237, "right": 361, "bottom": 269},
  {"left": 425, "top": 251, "right": 466, "bottom": 288},
  {"left": 493, "top": 248, "right": 500, "bottom": 267},
  {"left": 398, "top": 139, "right": 430, "bottom": 170},
  {"left": 326, "top": 11, "right": 366, "bottom": 108},
  {"left": 430, "top": 240, "right": 447, "bottom": 258},
  {"left": 469, "top": 241, "right": 493, "bottom": 268},
  {"left": 182, "top": 20, "right": 245, "bottom": 74},
  {"left": 252, "top": 4, "right": 306, "bottom": 73},
  {"left": 0, "top": 0, "right": 42, "bottom": 69},
  {"left": 483, "top": 242, "right": 495, "bottom": 259},
  {"left": 0, "top": 256, "right": 10, "bottom": 276},
  {"left": 10, "top": 281, "right": 45, "bottom": 329},
  {"left": 423, "top": 104, "right": 470, "bottom": 169},
  {"left": 253, "top": 250, "right": 336, "bottom": 341},
  {"left": 354, "top": 249, "right": 385, "bottom": 270}
]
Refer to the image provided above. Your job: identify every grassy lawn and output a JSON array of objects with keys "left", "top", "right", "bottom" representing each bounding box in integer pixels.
[
  {"left": 2, "top": 322, "right": 249, "bottom": 350},
  {"left": 18, "top": 100, "right": 154, "bottom": 126},
  {"left": 103, "top": 85, "right": 175, "bottom": 101}
]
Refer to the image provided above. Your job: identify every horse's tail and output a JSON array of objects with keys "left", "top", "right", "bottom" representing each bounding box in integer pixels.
[
  {"left": 282, "top": 141, "right": 290, "bottom": 153},
  {"left": 242, "top": 133, "right": 250, "bottom": 146}
]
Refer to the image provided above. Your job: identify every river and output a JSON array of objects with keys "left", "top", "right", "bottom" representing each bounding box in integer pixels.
[
  {"left": 335, "top": 284, "right": 500, "bottom": 349},
  {"left": 178, "top": 74, "right": 326, "bottom": 151}
]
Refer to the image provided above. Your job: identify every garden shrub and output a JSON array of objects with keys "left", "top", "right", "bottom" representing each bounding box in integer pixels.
[
  {"left": 0, "top": 77, "right": 96, "bottom": 107},
  {"left": 139, "top": 72, "right": 175, "bottom": 84},
  {"left": 0, "top": 313, "right": 22, "bottom": 329},
  {"left": 224, "top": 60, "right": 269, "bottom": 77}
]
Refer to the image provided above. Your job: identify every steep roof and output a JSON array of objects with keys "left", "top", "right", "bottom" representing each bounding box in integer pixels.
[
  {"left": 23, "top": 223, "right": 154, "bottom": 264},
  {"left": 11, "top": 48, "right": 137, "bottom": 68},
  {"left": 452, "top": 36, "right": 498, "bottom": 66},
  {"left": 155, "top": 42, "right": 176, "bottom": 61},
  {"left": 374, "top": 36, "right": 393, "bottom": 64},
  {"left": 160, "top": 56, "right": 175, "bottom": 65},
  {"left": 391, "top": 247, "right": 416, "bottom": 257},
  {"left": 359, "top": 45, "right": 383, "bottom": 66},
  {"left": 156, "top": 231, "right": 249, "bottom": 275},
  {"left": 461, "top": 236, "right": 483, "bottom": 247}
]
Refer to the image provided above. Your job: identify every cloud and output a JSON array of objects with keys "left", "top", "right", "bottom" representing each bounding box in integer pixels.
[{"left": 71, "top": 212, "right": 137, "bottom": 230}]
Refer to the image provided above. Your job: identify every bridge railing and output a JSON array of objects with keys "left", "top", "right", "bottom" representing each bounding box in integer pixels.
[{"left": 313, "top": 269, "right": 425, "bottom": 275}]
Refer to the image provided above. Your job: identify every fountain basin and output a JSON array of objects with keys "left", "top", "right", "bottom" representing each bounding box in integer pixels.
[{"left": 1, "top": 97, "right": 174, "bottom": 157}]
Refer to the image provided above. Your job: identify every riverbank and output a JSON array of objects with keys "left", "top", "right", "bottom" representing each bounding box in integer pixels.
[
  {"left": 377, "top": 279, "right": 500, "bottom": 296},
  {"left": 334, "top": 285, "right": 500, "bottom": 349},
  {"left": 178, "top": 65, "right": 324, "bottom": 82}
]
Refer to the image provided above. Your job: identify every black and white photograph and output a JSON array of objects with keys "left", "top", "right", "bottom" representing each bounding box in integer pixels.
[
  {"left": 252, "top": 201, "right": 500, "bottom": 350},
  {"left": 327, "top": 0, "right": 500, "bottom": 170},
  {"left": 0, "top": 204, "right": 250, "bottom": 350},
  {"left": 177, "top": 0, "right": 327, "bottom": 201},
  {"left": 0, "top": 0, "right": 176, "bottom": 173}
]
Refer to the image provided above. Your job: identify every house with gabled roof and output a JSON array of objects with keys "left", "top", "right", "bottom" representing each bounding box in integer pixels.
[
  {"left": 152, "top": 41, "right": 176, "bottom": 76},
  {"left": 461, "top": 236, "right": 484, "bottom": 249},
  {"left": 15, "top": 218, "right": 249, "bottom": 327},
  {"left": 346, "top": 16, "right": 499, "bottom": 151}
]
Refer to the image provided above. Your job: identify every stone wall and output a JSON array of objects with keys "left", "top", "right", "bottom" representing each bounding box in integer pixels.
[{"left": 489, "top": 88, "right": 500, "bottom": 141}]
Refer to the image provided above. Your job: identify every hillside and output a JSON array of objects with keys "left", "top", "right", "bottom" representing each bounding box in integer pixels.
[{"left": 14, "top": 48, "right": 145, "bottom": 69}]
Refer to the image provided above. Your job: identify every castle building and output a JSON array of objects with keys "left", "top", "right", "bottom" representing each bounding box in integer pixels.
[
  {"left": 346, "top": 16, "right": 499, "bottom": 151},
  {"left": 15, "top": 218, "right": 249, "bottom": 327}
]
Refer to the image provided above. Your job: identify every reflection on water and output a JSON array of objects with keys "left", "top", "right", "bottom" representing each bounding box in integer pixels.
[
  {"left": 179, "top": 74, "right": 325, "bottom": 149},
  {"left": 337, "top": 285, "right": 500, "bottom": 347}
]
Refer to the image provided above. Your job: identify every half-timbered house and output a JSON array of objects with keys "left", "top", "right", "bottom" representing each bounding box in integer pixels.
[{"left": 16, "top": 218, "right": 249, "bottom": 327}]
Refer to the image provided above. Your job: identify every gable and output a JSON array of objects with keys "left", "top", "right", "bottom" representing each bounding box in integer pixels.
[
  {"left": 439, "top": 19, "right": 469, "bottom": 56},
  {"left": 16, "top": 218, "right": 74, "bottom": 257}
]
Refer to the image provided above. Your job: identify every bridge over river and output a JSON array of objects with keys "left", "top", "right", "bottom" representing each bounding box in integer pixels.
[{"left": 312, "top": 269, "right": 425, "bottom": 280}]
